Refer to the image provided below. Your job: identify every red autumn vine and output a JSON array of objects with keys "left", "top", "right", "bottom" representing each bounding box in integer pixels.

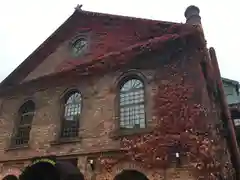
[
  {"left": 100, "top": 65, "right": 234, "bottom": 179},
  {"left": 0, "top": 24, "right": 205, "bottom": 97}
]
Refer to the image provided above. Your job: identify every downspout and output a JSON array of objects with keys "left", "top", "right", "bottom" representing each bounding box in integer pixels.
[{"left": 209, "top": 47, "right": 240, "bottom": 179}]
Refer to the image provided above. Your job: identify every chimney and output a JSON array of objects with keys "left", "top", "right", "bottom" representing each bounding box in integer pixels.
[{"left": 184, "top": 5, "right": 201, "bottom": 25}]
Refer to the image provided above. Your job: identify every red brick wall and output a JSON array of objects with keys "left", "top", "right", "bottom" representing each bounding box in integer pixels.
[
  {"left": 0, "top": 159, "right": 196, "bottom": 180},
  {"left": 23, "top": 41, "right": 71, "bottom": 82},
  {"left": 21, "top": 13, "right": 172, "bottom": 82},
  {"left": 0, "top": 49, "right": 233, "bottom": 179},
  {"left": 0, "top": 68, "right": 156, "bottom": 161}
]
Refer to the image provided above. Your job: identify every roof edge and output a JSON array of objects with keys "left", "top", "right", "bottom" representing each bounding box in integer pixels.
[
  {"left": 222, "top": 77, "right": 239, "bottom": 85},
  {"left": 77, "top": 9, "right": 180, "bottom": 25},
  {"left": 0, "top": 27, "right": 205, "bottom": 96}
]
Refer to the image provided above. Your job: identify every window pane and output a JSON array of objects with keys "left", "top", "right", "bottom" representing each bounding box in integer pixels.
[
  {"left": 61, "top": 120, "right": 79, "bottom": 138},
  {"left": 120, "top": 79, "right": 143, "bottom": 92},
  {"left": 72, "top": 38, "right": 87, "bottom": 56},
  {"left": 14, "top": 126, "right": 31, "bottom": 145},
  {"left": 64, "top": 92, "right": 82, "bottom": 121},
  {"left": 20, "top": 112, "right": 34, "bottom": 125},
  {"left": 62, "top": 92, "right": 82, "bottom": 138},
  {"left": 120, "top": 104, "right": 145, "bottom": 129},
  {"left": 19, "top": 101, "right": 35, "bottom": 125},
  {"left": 119, "top": 79, "right": 146, "bottom": 129},
  {"left": 14, "top": 101, "right": 35, "bottom": 146}
]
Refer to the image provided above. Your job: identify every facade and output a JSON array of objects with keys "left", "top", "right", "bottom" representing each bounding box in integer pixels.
[
  {"left": 222, "top": 78, "right": 240, "bottom": 105},
  {"left": 0, "top": 5, "right": 239, "bottom": 180},
  {"left": 222, "top": 78, "right": 240, "bottom": 146}
]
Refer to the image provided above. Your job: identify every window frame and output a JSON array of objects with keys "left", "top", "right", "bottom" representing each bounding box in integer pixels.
[
  {"left": 118, "top": 78, "right": 146, "bottom": 129},
  {"left": 12, "top": 100, "right": 35, "bottom": 147},
  {"left": 71, "top": 38, "right": 88, "bottom": 57},
  {"left": 114, "top": 71, "right": 150, "bottom": 136},
  {"left": 60, "top": 90, "right": 82, "bottom": 139},
  {"left": 69, "top": 32, "right": 91, "bottom": 59}
]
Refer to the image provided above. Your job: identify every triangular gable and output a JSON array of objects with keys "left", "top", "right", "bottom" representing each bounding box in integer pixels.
[
  {"left": 0, "top": 24, "right": 205, "bottom": 96},
  {"left": 0, "top": 8, "right": 179, "bottom": 88},
  {"left": 0, "top": 10, "right": 79, "bottom": 87}
]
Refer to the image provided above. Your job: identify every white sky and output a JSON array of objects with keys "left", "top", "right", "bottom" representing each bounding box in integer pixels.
[{"left": 0, "top": 0, "right": 239, "bottom": 82}]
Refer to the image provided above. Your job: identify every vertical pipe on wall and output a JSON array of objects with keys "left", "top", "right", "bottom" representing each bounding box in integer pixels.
[{"left": 209, "top": 47, "right": 240, "bottom": 179}]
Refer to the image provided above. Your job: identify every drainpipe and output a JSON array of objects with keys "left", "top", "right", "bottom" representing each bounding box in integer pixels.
[{"left": 209, "top": 47, "right": 240, "bottom": 179}]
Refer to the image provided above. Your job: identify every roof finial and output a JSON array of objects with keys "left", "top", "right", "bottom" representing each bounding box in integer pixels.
[
  {"left": 75, "top": 4, "right": 83, "bottom": 11},
  {"left": 184, "top": 5, "right": 201, "bottom": 25}
]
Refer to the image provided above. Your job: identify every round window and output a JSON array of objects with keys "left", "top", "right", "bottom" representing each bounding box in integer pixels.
[{"left": 71, "top": 38, "right": 88, "bottom": 57}]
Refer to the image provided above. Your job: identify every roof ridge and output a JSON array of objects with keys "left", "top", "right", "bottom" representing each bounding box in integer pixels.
[
  {"left": 222, "top": 77, "right": 239, "bottom": 85},
  {"left": 76, "top": 9, "right": 179, "bottom": 25}
]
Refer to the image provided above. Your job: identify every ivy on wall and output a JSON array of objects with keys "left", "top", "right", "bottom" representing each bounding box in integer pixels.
[{"left": 98, "top": 24, "right": 235, "bottom": 180}]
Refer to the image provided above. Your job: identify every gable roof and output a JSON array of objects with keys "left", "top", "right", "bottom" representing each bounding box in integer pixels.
[
  {"left": 0, "top": 23, "right": 205, "bottom": 96},
  {"left": 0, "top": 8, "right": 182, "bottom": 88}
]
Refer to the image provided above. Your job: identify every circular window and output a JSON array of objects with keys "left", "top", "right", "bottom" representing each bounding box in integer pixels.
[{"left": 71, "top": 38, "right": 88, "bottom": 57}]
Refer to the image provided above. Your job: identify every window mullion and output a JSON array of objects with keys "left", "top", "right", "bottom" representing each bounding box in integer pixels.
[
  {"left": 14, "top": 101, "right": 35, "bottom": 146},
  {"left": 62, "top": 92, "right": 81, "bottom": 138},
  {"left": 120, "top": 88, "right": 143, "bottom": 95},
  {"left": 119, "top": 78, "right": 146, "bottom": 129},
  {"left": 120, "top": 102, "right": 144, "bottom": 108}
]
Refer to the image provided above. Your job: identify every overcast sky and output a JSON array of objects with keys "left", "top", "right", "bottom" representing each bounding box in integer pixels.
[{"left": 0, "top": 0, "right": 239, "bottom": 82}]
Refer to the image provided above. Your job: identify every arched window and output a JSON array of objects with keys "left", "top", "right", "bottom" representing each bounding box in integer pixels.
[
  {"left": 119, "top": 78, "right": 146, "bottom": 129},
  {"left": 71, "top": 38, "right": 88, "bottom": 57},
  {"left": 14, "top": 100, "right": 35, "bottom": 146},
  {"left": 61, "top": 91, "right": 82, "bottom": 138}
]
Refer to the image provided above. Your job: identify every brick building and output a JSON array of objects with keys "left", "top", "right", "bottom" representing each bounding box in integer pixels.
[
  {"left": 0, "top": 5, "right": 239, "bottom": 180},
  {"left": 222, "top": 78, "right": 240, "bottom": 147},
  {"left": 222, "top": 78, "right": 240, "bottom": 105}
]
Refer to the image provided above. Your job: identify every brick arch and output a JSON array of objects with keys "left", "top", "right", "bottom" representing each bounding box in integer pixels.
[
  {"left": 114, "top": 169, "right": 149, "bottom": 180},
  {"left": 114, "top": 162, "right": 151, "bottom": 179},
  {"left": 97, "top": 162, "right": 151, "bottom": 180},
  {"left": 113, "top": 69, "right": 149, "bottom": 90},
  {"left": 0, "top": 168, "right": 22, "bottom": 180}
]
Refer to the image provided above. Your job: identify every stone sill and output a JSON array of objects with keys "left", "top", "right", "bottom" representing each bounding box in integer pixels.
[
  {"left": 50, "top": 137, "right": 82, "bottom": 145},
  {"left": 5, "top": 145, "right": 29, "bottom": 151},
  {"left": 110, "top": 128, "right": 153, "bottom": 140}
]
